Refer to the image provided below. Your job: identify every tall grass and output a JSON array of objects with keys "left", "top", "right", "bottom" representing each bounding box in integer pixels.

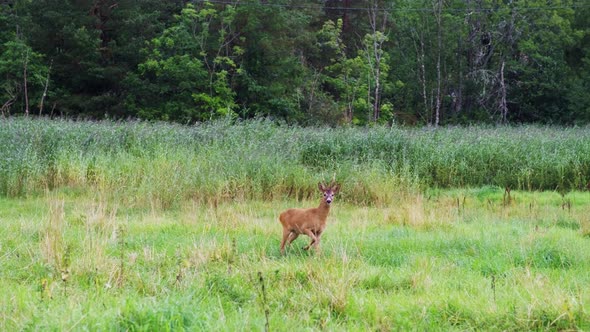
[
  {"left": 2, "top": 118, "right": 590, "bottom": 330},
  {"left": 2, "top": 118, "right": 590, "bottom": 206}
]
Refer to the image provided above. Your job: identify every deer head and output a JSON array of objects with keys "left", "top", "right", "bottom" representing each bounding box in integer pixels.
[{"left": 319, "top": 181, "right": 340, "bottom": 205}]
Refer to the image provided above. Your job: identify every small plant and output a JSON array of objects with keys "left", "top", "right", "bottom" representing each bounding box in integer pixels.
[
  {"left": 561, "top": 194, "right": 572, "bottom": 213},
  {"left": 490, "top": 274, "right": 496, "bottom": 303},
  {"left": 503, "top": 186, "right": 512, "bottom": 207},
  {"left": 40, "top": 278, "right": 51, "bottom": 301},
  {"left": 174, "top": 250, "right": 186, "bottom": 287},
  {"left": 60, "top": 245, "right": 71, "bottom": 297},
  {"left": 116, "top": 226, "right": 126, "bottom": 287}
]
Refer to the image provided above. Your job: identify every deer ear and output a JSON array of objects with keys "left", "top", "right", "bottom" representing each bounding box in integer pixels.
[{"left": 318, "top": 182, "right": 326, "bottom": 191}]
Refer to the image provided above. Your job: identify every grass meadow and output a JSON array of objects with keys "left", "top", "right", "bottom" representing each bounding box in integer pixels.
[{"left": 1, "top": 118, "right": 590, "bottom": 330}]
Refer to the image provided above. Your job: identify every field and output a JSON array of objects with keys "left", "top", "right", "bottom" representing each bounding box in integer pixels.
[{"left": 1, "top": 118, "right": 590, "bottom": 330}]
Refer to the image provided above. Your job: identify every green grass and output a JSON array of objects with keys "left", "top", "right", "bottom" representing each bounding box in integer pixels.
[
  {"left": 1, "top": 118, "right": 590, "bottom": 330},
  {"left": 1, "top": 189, "right": 590, "bottom": 331}
]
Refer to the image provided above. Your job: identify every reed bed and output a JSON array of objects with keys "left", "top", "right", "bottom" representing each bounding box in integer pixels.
[{"left": 1, "top": 118, "right": 589, "bottom": 206}]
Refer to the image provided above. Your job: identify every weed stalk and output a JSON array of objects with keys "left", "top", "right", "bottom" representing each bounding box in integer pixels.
[
  {"left": 491, "top": 274, "right": 496, "bottom": 303},
  {"left": 117, "top": 226, "right": 126, "bottom": 287},
  {"left": 257, "top": 271, "right": 270, "bottom": 332}
]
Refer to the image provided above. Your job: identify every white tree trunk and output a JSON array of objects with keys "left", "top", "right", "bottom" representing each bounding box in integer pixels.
[
  {"left": 23, "top": 50, "right": 30, "bottom": 116},
  {"left": 499, "top": 60, "right": 508, "bottom": 123},
  {"left": 39, "top": 60, "right": 52, "bottom": 115},
  {"left": 434, "top": 0, "right": 443, "bottom": 127}
]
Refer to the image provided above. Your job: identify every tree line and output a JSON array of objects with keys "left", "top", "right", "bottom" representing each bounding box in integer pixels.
[{"left": 1, "top": 0, "right": 589, "bottom": 125}]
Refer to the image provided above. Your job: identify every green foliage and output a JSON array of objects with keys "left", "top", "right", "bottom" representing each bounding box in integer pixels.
[
  {"left": 505, "top": 0, "right": 577, "bottom": 122},
  {"left": 125, "top": 3, "right": 240, "bottom": 123},
  {"left": 1, "top": 119, "right": 590, "bottom": 203},
  {"left": 231, "top": 1, "right": 321, "bottom": 122},
  {"left": 0, "top": 38, "right": 50, "bottom": 115},
  {"left": 3, "top": 0, "right": 590, "bottom": 124},
  {"left": 321, "top": 20, "right": 369, "bottom": 125}
]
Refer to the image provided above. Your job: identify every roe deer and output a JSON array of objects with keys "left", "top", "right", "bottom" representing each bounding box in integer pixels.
[{"left": 279, "top": 181, "right": 340, "bottom": 254}]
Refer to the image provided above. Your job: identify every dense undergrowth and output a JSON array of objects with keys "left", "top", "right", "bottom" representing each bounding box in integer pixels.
[{"left": 1, "top": 118, "right": 589, "bottom": 205}]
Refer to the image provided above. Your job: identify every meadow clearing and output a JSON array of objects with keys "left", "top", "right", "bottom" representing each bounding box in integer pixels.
[{"left": 1, "top": 118, "right": 590, "bottom": 330}]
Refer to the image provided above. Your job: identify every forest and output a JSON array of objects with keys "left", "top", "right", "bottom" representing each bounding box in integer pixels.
[{"left": 1, "top": 0, "right": 590, "bottom": 126}]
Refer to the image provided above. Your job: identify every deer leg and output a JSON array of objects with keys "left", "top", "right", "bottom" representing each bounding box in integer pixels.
[
  {"left": 280, "top": 229, "right": 291, "bottom": 254},
  {"left": 302, "top": 229, "right": 317, "bottom": 251},
  {"left": 287, "top": 232, "right": 299, "bottom": 244},
  {"left": 313, "top": 230, "right": 323, "bottom": 252}
]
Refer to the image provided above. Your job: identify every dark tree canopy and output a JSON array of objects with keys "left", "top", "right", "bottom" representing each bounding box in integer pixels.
[{"left": 1, "top": 0, "right": 590, "bottom": 125}]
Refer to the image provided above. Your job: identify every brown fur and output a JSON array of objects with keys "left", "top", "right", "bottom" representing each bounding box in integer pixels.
[{"left": 279, "top": 182, "right": 340, "bottom": 254}]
